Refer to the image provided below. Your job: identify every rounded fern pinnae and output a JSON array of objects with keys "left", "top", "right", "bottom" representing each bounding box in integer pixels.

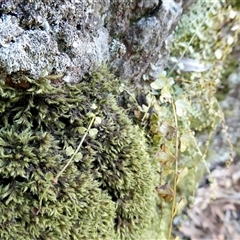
[{"left": 0, "top": 68, "right": 159, "bottom": 239}]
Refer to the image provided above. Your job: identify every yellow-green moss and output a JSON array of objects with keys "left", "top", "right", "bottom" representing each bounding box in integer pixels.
[{"left": 0, "top": 68, "right": 159, "bottom": 239}]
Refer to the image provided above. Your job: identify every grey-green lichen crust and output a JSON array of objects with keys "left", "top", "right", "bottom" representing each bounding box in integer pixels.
[
  {"left": 0, "top": 68, "right": 158, "bottom": 239},
  {"left": 0, "top": 0, "right": 182, "bottom": 83}
]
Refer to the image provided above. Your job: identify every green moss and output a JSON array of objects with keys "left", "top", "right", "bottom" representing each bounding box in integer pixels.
[
  {"left": 228, "top": 0, "right": 240, "bottom": 9},
  {"left": 169, "top": 0, "right": 240, "bottom": 132},
  {"left": 0, "top": 68, "right": 159, "bottom": 239}
]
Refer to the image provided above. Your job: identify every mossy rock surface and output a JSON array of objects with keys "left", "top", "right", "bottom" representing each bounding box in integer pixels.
[{"left": 0, "top": 69, "right": 158, "bottom": 239}]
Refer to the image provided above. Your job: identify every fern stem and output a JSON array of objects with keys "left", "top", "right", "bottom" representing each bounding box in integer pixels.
[
  {"left": 54, "top": 116, "right": 95, "bottom": 181},
  {"left": 39, "top": 116, "right": 95, "bottom": 209},
  {"left": 167, "top": 100, "right": 179, "bottom": 240}
]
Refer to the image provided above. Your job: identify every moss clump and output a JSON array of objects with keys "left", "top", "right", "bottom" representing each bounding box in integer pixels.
[{"left": 0, "top": 68, "right": 158, "bottom": 239}]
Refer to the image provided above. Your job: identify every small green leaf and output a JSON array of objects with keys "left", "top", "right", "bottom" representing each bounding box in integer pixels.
[
  {"left": 36, "top": 89, "right": 43, "bottom": 94},
  {"left": 119, "top": 83, "right": 125, "bottom": 92},
  {"left": 156, "top": 150, "right": 175, "bottom": 167},
  {"left": 142, "top": 74, "right": 149, "bottom": 81},
  {"left": 150, "top": 74, "right": 174, "bottom": 90},
  {"left": 160, "top": 86, "right": 172, "bottom": 103},
  {"left": 176, "top": 167, "right": 188, "bottom": 185},
  {"left": 175, "top": 98, "right": 190, "bottom": 117},
  {"left": 91, "top": 103, "right": 98, "bottom": 110},
  {"left": 161, "top": 169, "right": 174, "bottom": 177},
  {"left": 150, "top": 78, "right": 166, "bottom": 90},
  {"left": 77, "top": 127, "right": 87, "bottom": 135},
  {"left": 86, "top": 112, "right": 95, "bottom": 118},
  {"left": 180, "top": 133, "right": 194, "bottom": 152},
  {"left": 74, "top": 152, "right": 83, "bottom": 162},
  {"left": 215, "top": 49, "right": 222, "bottom": 59},
  {"left": 66, "top": 146, "right": 74, "bottom": 156},
  {"left": 94, "top": 117, "right": 102, "bottom": 125},
  {"left": 174, "top": 197, "right": 185, "bottom": 215},
  {"left": 188, "top": 195, "right": 195, "bottom": 204},
  {"left": 150, "top": 81, "right": 161, "bottom": 90},
  {"left": 45, "top": 172, "right": 54, "bottom": 181},
  {"left": 88, "top": 128, "right": 98, "bottom": 138}
]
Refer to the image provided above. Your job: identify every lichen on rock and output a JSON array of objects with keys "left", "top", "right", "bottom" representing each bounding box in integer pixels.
[{"left": 0, "top": 0, "right": 182, "bottom": 83}]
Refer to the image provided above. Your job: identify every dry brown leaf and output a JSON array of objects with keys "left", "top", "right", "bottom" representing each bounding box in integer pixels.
[{"left": 178, "top": 159, "right": 240, "bottom": 240}]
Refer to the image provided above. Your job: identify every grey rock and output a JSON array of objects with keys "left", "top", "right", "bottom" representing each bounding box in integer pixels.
[
  {"left": 0, "top": 15, "right": 24, "bottom": 47},
  {"left": 0, "top": 0, "right": 183, "bottom": 83},
  {"left": 0, "top": 21, "right": 71, "bottom": 76},
  {"left": 118, "top": 0, "right": 182, "bottom": 83},
  {"left": 182, "top": 0, "right": 197, "bottom": 13}
]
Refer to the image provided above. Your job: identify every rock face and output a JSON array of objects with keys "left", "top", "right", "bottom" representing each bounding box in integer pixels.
[{"left": 0, "top": 0, "right": 182, "bottom": 83}]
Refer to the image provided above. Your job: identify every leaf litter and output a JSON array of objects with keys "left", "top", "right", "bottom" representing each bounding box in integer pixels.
[{"left": 178, "top": 157, "right": 240, "bottom": 240}]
